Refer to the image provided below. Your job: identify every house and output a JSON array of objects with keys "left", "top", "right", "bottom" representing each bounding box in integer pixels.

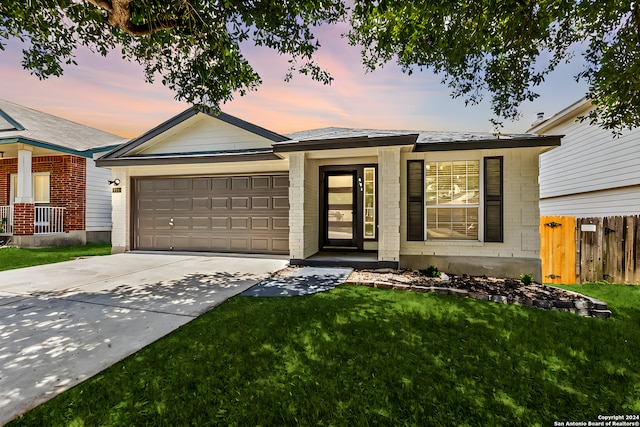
[
  {"left": 529, "top": 97, "right": 640, "bottom": 217},
  {"left": 97, "top": 107, "right": 561, "bottom": 280},
  {"left": 0, "top": 99, "right": 125, "bottom": 246}
]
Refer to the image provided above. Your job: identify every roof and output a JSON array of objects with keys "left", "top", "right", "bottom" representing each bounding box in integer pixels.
[
  {"left": 0, "top": 99, "right": 125, "bottom": 156},
  {"left": 281, "top": 127, "right": 562, "bottom": 152},
  {"left": 98, "top": 115, "right": 562, "bottom": 167},
  {"left": 527, "top": 97, "right": 592, "bottom": 134}
]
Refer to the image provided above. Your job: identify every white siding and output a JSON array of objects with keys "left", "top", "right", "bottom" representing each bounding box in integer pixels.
[
  {"left": 540, "top": 186, "right": 640, "bottom": 217},
  {"left": 129, "top": 114, "right": 274, "bottom": 156},
  {"left": 86, "top": 156, "right": 113, "bottom": 231},
  {"left": 539, "top": 110, "right": 640, "bottom": 200}
]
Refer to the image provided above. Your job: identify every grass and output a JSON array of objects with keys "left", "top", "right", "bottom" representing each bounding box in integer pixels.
[
  {"left": 0, "top": 243, "right": 111, "bottom": 271},
  {"left": 9, "top": 283, "right": 640, "bottom": 426}
]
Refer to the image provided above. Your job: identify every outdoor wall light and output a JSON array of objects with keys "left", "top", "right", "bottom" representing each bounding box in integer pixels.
[{"left": 108, "top": 178, "right": 121, "bottom": 186}]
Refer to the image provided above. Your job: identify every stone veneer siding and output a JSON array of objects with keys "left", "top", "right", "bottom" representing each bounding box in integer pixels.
[{"left": 0, "top": 155, "right": 86, "bottom": 233}]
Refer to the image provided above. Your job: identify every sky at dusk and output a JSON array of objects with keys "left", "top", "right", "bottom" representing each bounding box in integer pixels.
[{"left": 0, "top": 21, "right": 589, "bottom": 139}]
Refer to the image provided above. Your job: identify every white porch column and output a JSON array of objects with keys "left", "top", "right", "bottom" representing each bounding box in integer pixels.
[
  {"left": 110, "top": 168, "right": 129, "bottom": 253},
  {"left": 378, "top": 147, "right": 401, "bottom": 262},
  {"left": 15, "top": 147, "right": 33, "bottom": 203},
  {"left": 288, "top": 152, "right": 305, "bottom": 259}
]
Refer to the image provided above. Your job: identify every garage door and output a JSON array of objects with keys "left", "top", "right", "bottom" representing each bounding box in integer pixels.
[{"left": 134, "top": 175, "right": 289, "bottom": 254}]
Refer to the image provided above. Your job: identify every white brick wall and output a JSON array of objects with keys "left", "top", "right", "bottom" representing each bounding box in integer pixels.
[
  {"left": 378, "top": 147, "right": 401, "bottom": 261},
  {"left": 303, "top": 159, "right": 319, "bottom": 257},
  {"left": 288, "top": 153, "right": 305, "bottom": 259},
  {"left": 400, "top": 147, "right": 543, "bottom": 258},
  {"left": 110, "top": 168, "right": 129, "bottom": 252}
]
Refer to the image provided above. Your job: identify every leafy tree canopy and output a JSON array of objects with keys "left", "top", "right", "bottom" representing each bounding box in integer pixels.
[
  {"left": 0, "top": 0, "right": 345, "bottom": 107},
  {"left": 348, "top": 0, "right": 640, "bottom": 132},
  {"left": 1, "top": 0, "right": 639, "bottom": 131}
]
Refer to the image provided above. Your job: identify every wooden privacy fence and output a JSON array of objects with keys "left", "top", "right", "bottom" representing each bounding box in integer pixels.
[{"left": 540, "top": 215, "right": 640, "bottom": 284}]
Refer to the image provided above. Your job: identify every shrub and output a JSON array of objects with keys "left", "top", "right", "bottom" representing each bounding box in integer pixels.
[
  {"left": 520, "top": 273, "right": 534, "bottom": 285},
  {"left": 421, "top": 265, "right": 441, "bottom": 278}
]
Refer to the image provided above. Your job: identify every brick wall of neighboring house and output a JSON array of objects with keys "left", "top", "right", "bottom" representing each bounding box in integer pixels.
[
  {"left": 0, "top": 158, "right": 15, "bottom": 206},
  {"left": 0, "top": 155, "right": 86, "bottom": 232},
  {"left": 12, "top": 203, "right": 34, "bottom": 235}
]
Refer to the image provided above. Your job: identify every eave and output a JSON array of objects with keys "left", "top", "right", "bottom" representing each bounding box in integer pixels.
[
  {"left": 273, "top": 134, "right": 418, "bottom": 153},
  {"left": 96, "top": 150, "right": 282, "bottom": 167},
  {"left": 0, "top": 137, "right": 120, "bottom": 158},
  {"left": 413, "top": 135, "right": 563, "bottom": 152}
]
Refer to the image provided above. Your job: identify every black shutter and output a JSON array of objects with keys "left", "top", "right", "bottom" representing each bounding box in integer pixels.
[
  {"left": 407, "top": 160, "right": 424, "bottom": 241},
  {"left": 484, "top": 156, "right": 503, "bottom": 242}
]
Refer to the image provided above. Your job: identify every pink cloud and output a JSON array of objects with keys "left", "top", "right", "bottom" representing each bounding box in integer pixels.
[{"left": 0, "top": 22, "right": 588, "bottom": 137}]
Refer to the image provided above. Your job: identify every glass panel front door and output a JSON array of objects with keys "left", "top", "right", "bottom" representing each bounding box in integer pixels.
[
  {"left": 321, "top": 165, "right": 376, "bottom": 250},
  {"left": 327, "top": 174, "right": 354, "bottom": 240}
]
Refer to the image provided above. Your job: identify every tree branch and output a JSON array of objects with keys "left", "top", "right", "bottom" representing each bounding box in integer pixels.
[
  {"left": 86, "top": 0, "right": 186, "bottom": 36},
  {"left": 85, "top": 0, "right": 113, "bottom": 14},
  {"left": 633, "top": 1, "right": 640, "bottom": 40}
]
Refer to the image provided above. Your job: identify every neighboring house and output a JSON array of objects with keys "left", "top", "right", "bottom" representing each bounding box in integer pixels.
[
  {"left": 97, "top": 108, "right": 561, "bottom": 280},
  {"left": 0, "top": 99, "right": 125, "bottom": 246},
  {"left": 530, "top": 97, "right": 640, "bottom": 217}
]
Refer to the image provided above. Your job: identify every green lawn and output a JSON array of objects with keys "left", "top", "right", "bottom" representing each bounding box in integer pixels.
[
  {"left": 9, "top": 283, "right": 640, "bottom": 426},
  {"left": 0, "top": 243, "right": 111, "bottom": 271}
]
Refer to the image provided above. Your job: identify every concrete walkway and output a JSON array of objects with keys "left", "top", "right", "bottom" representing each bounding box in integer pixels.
[
  {"left": 0, "top": 253, "right": 287, "bottom": 425},
  {"left": 242, "top": 267, "right": 353, "bottom": 297}
]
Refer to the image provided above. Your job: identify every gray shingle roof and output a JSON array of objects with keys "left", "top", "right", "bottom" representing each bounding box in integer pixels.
[
  {"left": 286, "top": 127, "right": 543, "bottom": 144},
  {"left": 0, "top": 99, "right": 126, "bottom": 152}
]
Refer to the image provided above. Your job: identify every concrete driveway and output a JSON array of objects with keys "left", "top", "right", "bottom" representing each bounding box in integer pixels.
[{"left": 0, "top": 252, "right": 288, "bottom": 425}]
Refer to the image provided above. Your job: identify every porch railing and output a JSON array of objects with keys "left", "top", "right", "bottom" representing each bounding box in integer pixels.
[
  {"left": 34, "top": 206, "right": 65, "bottom": 234},
  {"left": 0, "top": 206, "right": 13, "bottom": 234}
]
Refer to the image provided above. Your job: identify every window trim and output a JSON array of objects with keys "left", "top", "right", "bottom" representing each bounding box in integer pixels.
[
  {"left": 406, "top": 155, "right": 505, "bottom": 244},
  {"left": 10, "top": 172, "right": 51, "bottom": 205},
  {"left": 425, "top": 160, "right": 480, "bottom": 241}
]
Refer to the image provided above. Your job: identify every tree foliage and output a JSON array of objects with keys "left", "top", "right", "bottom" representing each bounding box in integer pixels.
[
  {"left": 0, "top": 0, "right": 345, "bottom": 108},
  {"left": 349, "top": 0, "right": 640, "bottom": 132},
  {"left": 1, "top": 0, "right": 640, "bottom": 131}
]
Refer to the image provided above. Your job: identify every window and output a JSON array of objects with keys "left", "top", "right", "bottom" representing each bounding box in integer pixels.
[
  {"left": 406, "top": 157, "right": 503, "bottom": 242},
  {"left": 363, "top": 167, "right": 376, "bottom": 239},
  {"left": 426, "top": 161, "right": 479, "bottom": 240},
  {"left": 10, "top": 172, "right": 51, "bottom": 204}
]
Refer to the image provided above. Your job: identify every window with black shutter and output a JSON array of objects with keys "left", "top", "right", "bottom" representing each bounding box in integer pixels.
[
  {"left": 484, "top": 156, "right": 503, "bottom": 242},
  {"left": 406, "top": 160, "right": 424, "bottom": 240}
]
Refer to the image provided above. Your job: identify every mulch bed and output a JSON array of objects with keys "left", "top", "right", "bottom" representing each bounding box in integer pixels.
[{"left": 345, "top": 269, "right": 611, "bottom": 318}]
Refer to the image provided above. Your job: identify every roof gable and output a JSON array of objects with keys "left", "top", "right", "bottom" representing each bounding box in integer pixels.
[
  {"left": 102, "top": 108, "right": 289, "bottom": 160},
  {"left": 129, "top": 113, "right": 285, "bottom": 156}
]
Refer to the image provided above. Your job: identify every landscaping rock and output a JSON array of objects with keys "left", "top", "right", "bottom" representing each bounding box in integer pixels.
[
  {"left": 592, "top": 309, "right": 612, "bottom": 319},
  {"left": 448, "top": 289, "right": 468, "bottom": 298},
  {"left": 346, "top": 269, "right": 609, "bottom": 318},
  {"left": 553, "top": 300, "right": 575, "bottom": 309},
  {"left": 534, "top": 300, "right": 553, "bottom": 309}
]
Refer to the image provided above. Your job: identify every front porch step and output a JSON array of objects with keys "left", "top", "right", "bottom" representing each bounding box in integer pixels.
[{"left": 290, "top": 257, "right": 399, "bottom": 270}]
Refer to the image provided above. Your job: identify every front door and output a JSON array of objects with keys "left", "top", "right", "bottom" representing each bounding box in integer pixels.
[
  {"left": 323, "top": 170, "right": 359, "bottom": 248},
  {"left": 320, "top": 165, "right": 377, "bottom": 250}
]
